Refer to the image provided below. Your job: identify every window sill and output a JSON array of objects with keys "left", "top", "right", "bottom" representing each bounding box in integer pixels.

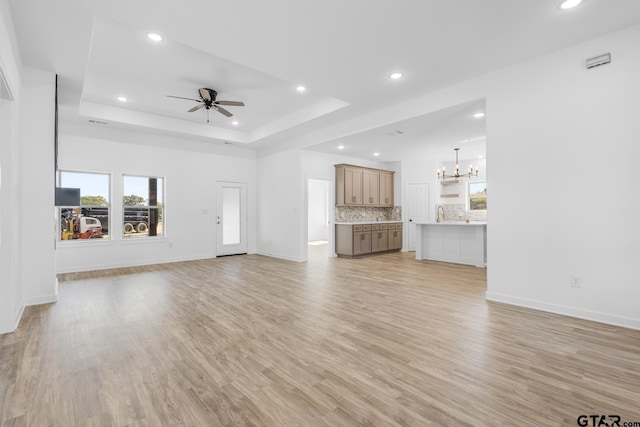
[
  {"left": 56, "top": 239, "right": 115, "bottom": 249},
  {"left": 120, "top": 236, "right": 168, "bottom": 245}
]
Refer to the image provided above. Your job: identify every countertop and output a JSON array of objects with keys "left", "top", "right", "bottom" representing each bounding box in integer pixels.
[
  {"left": 414, "top": 221, "right": 487, "bottom": 226},
  {"left": 335, "top": 220, "right": 403, "bottom": 225}
]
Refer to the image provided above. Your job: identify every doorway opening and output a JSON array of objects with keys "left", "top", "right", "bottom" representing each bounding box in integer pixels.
[{"left": 307, "top": 178, "right": 330, "bottom": 261}]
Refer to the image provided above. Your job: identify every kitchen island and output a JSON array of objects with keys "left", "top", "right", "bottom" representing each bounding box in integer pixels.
[{"left": 414, "top": 221, "right": 486, "bottom": 267}]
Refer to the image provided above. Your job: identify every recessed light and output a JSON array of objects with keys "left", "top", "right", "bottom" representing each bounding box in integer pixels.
[
  {"left": 389, "top": 72, "right": 403, "bottom": 80},
  {"left": 559, "top": 0, "right": 583, "bottom": 9},
  {"left": 296, "top": 86, "right": 306, "bottom": 92},
  {"left": 373, "top": 152, "right": 380, "bottom": 157},
  {"left": 231, "top": 121, "right": 239, "bottom": 126},
  {"left": 117, "top": 96, "right": 127, "bottom": 102},
  {"left": 338, "top": 145, "right": 345, "bottom": 150},
  {"left": 478, "top": 155, "right": 484, "bottom": 159},
  {"left": 147, "top": 33, "right": 163, "bottom": 42},
  {"left": 473, "top": 112, "right": 485, "bottom": 118}
]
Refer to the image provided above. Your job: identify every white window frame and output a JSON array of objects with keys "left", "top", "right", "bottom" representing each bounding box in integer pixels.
[{"left": 122, "top": 174, "right": 165, "bottom": 239}]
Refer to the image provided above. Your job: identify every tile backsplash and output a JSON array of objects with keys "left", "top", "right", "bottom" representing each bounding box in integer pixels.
[
  {"left": 437, "top": 203, "right": 487, "bottom": 221},
  {"left": 336, "top": 206, "right": 402, "bottom": 222}
]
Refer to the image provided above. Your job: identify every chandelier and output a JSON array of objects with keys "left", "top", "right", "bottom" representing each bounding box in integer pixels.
[{"left": 437, "top": 148, "right": 478, "bottom": 181}]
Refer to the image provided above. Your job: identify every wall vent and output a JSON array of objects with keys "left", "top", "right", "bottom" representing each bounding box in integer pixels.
[{"left": 586, "top": 53, "right": 611, "bottom": 69}]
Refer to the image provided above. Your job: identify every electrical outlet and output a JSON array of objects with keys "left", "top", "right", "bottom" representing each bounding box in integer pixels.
[{"left": 570, "top": 275, "right": 582, "bottom": 288}]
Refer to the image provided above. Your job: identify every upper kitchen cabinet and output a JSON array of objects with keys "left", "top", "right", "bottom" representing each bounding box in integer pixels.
[
  {"left": 335, "top": 165, "right": 363, "bottom": 205},
  {"left": 335, "top": 164, "right": 395, "bottom": 206},
  {"left": 379, "top": 171, "right": 394, "bottom": 207},
  {"left": 363, "top": 169, "right": 380, "bottom": 205}
]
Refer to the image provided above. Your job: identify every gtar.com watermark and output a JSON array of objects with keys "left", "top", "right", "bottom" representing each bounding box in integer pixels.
[{"left": 577, "top": 415, "right": 640, "bottom": 427}]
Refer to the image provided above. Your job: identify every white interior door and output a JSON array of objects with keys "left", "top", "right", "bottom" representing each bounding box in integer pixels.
[
  {"left": 406, "top": 183, "right": 430, "bottom": 251},
  {"left": 216, "top": 182, "right": 247, "bottom": 256}
]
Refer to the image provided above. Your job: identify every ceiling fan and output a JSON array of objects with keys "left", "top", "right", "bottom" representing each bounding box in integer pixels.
[{"left": 167, "top": 88, "right": 244, "bottom": 122}]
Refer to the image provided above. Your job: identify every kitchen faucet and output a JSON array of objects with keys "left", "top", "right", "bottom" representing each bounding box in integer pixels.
[{"left": 437, "top": 205, "right": 445, "bottom": 223}]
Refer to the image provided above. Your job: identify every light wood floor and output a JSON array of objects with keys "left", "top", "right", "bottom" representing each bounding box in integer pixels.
[{"left": 1, "top": 251, "right": 639, "bottom": 426}]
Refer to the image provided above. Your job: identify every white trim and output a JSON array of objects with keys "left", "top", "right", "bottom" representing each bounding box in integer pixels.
[
  {"left": 486, "top": 292, "right": 640, "bottom": 331},
  {"left": 56, "top": 254, "right": 216, "bottom": 274},
  {"left": 24, "top": 294, "right": 58, "bottom": 307},
  {"left": 256, "top": 250, "right": 305, "bottom": 263}
]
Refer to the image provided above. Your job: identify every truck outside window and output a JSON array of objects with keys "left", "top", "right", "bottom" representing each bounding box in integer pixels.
[{"left": 123, "top": 175, "right": 164, "bottom": 238}]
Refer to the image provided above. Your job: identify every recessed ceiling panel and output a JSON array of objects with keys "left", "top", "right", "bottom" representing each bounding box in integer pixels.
[{"left": 80, "top": 16, "right": 348, "bottom": 143}]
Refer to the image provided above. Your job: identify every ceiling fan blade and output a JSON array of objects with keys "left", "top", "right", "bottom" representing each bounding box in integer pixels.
[
  {"left": 215, "top": 100, "right": 245, "bottom": 106},
  {"left": 199, "top": 88, "right": 212, "bottom": 102},
  {"left": 188, "top": 103, "right": 205, "bottom": 112},
  {"left": 212, "top": 105, "right": 233, "bottom": 117},
  {"left": 167, "top": 95, "right": 200, "bottom": 102}
]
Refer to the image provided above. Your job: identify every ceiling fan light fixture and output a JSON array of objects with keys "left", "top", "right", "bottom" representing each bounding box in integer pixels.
[
  {"left": 147, "top": 33, "right": 163, "bottom": 42},
  {"left": 559, "top": 0, "right": 583, "bottom": 10}
]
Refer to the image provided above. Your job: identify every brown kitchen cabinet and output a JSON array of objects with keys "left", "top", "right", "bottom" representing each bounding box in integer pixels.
[
  {"left": 335, "top": 164, "right": 394, "bottom": 207},
  {"left": 335, "top": 165, "right": 363, "bottom": 205},
  {"left": 363, "top": 169, "right": 380, "bottom": 205},
  {"left": 379, "top": 171, "right": 394, "bottom": 206},
  {"left": 371, "top": 224, "right": 389, "bottom": 252},
  {"left": 388, "top": 223, "right": 403, "bottom": 250},
  {"left": 335, "top": 222, "right": 402, "bottom": 257}
]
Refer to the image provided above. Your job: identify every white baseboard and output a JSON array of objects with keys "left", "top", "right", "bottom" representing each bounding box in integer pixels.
[
  {"left": 486, "top": 291, "right": 640, "bottom": 331},
  {"left": 256, "top": 250, "right": 305, "bottom": 262},
  {"left": 24, "top": 294, "right": 58, "bottom": 307},
  {"left": 56, "top": 254, "right": 217, "bottom": 274},
  {"left": 5, "top": 304, "right": 26, "bottom": 334}
]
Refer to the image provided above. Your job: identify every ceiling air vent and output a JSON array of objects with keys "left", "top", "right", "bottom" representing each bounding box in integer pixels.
[
  {"left": 586, "top": 53, "right": 611, "bottom": 69},
  {"left": 386, "top": 130, "right": 404, "bottom": 136}
]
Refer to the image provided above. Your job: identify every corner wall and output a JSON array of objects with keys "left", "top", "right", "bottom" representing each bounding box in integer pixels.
[
  {"left": 484, "top": 25, "right": 640, "bottom": 329},
  {"left": 56, "top": 124, "right": 257, "bottom": 273},
  {"left": 19, "top": 67, "right": 56, "bottom": 306},
  {"left": 0, "top": 0, "right": 23, "bottom": 334}
]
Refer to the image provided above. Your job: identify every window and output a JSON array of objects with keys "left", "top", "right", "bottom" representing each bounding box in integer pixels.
[
  {"left": 123, "top": 175, "right": 164, "bottom": 238},
  {"left": 468, "top": 181, "right": 487, "bottom": 211},
  {"left": 58, "top": 171, "right": 110, "bottom": 240}
]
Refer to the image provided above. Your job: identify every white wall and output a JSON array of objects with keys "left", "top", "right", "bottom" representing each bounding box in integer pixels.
[
  {"left": 0, "top": 0, "right": 23, "bottom": 334},
  {"left": 56, "top": 124, "right": 257, "bottom": 273},
  {"left": 483, "top": 25, "right": 640, "bottom": 329},
  {"left": 20, "top": 67, "right": 56, "bottom": 305},
  {"left": 256, "top": 149, "right": 303, "bottom": 261}
]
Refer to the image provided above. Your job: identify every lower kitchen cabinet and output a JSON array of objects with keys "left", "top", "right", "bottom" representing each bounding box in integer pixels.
[
  {"left": 388, "top": 223, "right": 403, "bottom": 250},
  {"left": 371, "top": 224, "right": 389, "bottom": 252},
  {"left": 335, "top": 222, "right": 402, "bottom": 257},
  {"left": 353, "top": 231, "right": 372, "bottom": 255}
]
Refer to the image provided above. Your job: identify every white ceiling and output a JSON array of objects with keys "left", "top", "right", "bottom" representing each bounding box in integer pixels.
[{"left": 8, "top": 0, "right": 640, "bottom": 160}]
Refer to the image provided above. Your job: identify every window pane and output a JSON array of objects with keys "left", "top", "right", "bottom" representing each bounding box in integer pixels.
[
  {"left": 468, "top": 181, "right": 487, "bottom": 211},
  {"left": 59, "top": 171, "right": 110, "bottom": 240},
  {"left": 222, "top": 187, "right": 241, "bottom": 245},
  {"left": 123, "top": 175, "right": 164, "bottom": 238}
]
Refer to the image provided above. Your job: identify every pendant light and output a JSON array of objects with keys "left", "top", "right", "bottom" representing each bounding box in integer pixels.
[{"left": 437, "top": 148, "right": 478, "bottom": 180}]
